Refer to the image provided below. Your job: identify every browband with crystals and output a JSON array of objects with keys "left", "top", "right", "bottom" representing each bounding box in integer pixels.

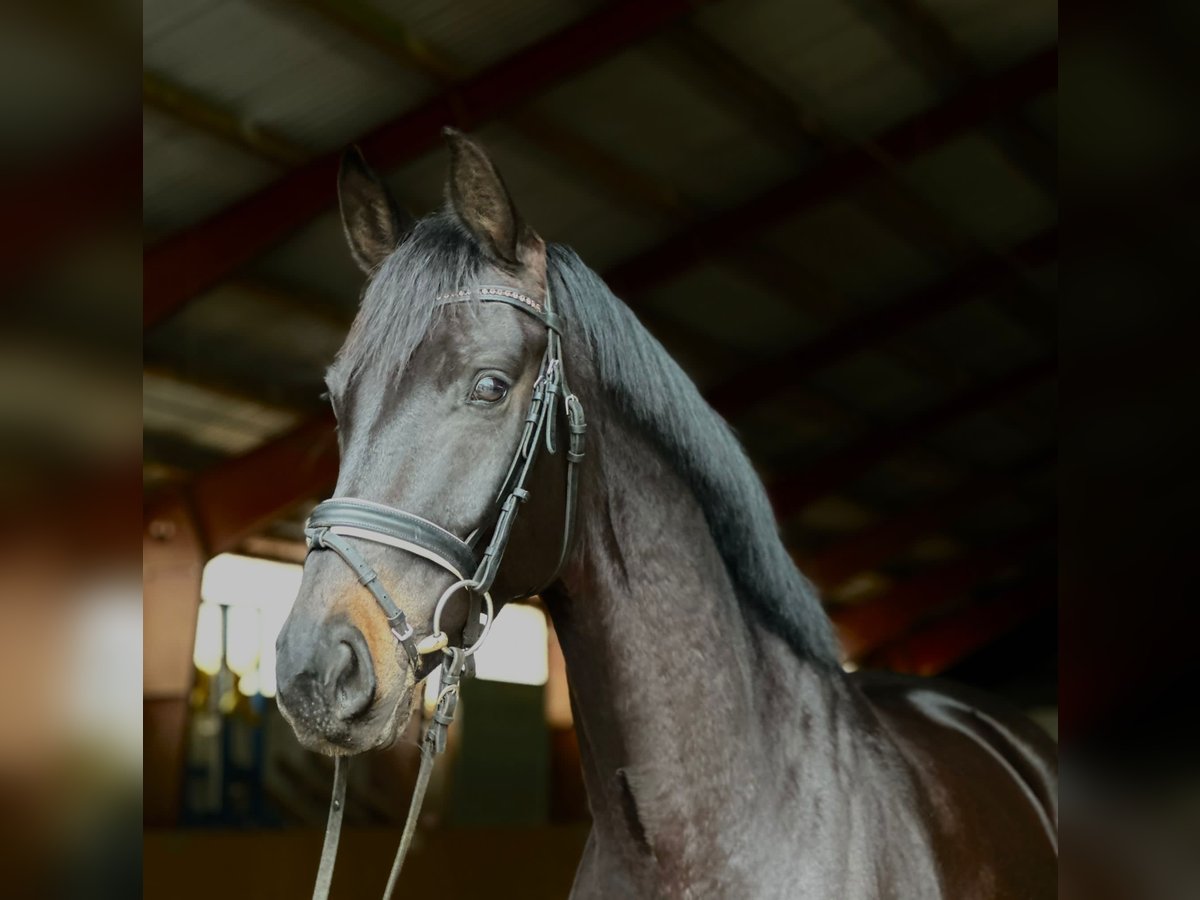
[{"left": 436, "top": 284, "right": 561, "bottom": 333}]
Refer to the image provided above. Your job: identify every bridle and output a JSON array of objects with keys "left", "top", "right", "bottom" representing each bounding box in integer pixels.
[{"left": 304, "top": 281, "right": 586, "bottom": 900}]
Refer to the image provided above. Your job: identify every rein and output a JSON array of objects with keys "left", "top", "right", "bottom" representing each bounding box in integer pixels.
[{"left": 303, "top": 282, "right": 586, "bottom": 900}]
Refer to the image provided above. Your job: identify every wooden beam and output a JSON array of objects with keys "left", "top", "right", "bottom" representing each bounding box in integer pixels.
[
  {"left": 800, "top": 448, "right": 1054, "bottom": 589},
  {"left": 659, "top": 23, "right": 820, "bottom": 155},
  {"left": 144, "top": 487, "right": 206, "bottom": 697},
  {"left": 144, "top": 697, "right": 190, "bottom": 826},
  {"left": 189, "top": 411, "right": 339, "bottom": 555},
  {"left": 143, "top": 70, "right": 310, "bottom": 167},
  {"left": 147, "top": 412, "right": 340, "bottom": 566},
  {"left": 143, "top": 0, "right": 713, "bottom": 329},
  {"left": 659, "top": 23, "right": 991, "bottom": 266},
  {"left": 604, "top": 47, "right": 1058, "bottom": 298},
  {"left": 867, "top": 579, "right": 1056, "bottom": 675},
  {"left": 769, "top": 357, "right": 1055, "bottom": 520},
  {"left": 833, "top": 525, "right": 1053, "bottom": 661},
  {"left": 846, "top": 0, "right": 1056, "bottom": 192},
  {"left": 656, "top": 26, "right": 1055, "bottom": 389},
  {"left": 707, "top": 229, "right": 1056, "bottom": 418}
]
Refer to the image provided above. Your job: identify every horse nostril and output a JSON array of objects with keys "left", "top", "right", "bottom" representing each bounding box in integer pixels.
[{"left": 326, "top": 627, "right": 376, "bottom": 721}]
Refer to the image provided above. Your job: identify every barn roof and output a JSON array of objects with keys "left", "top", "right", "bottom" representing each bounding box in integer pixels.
[{"left": 137, "top": 0, "right": 1056, "bottom": 670}]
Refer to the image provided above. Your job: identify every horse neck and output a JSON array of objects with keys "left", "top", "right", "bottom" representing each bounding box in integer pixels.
[{"left": 543, "top": 415, "right": 890, "bottom": 888}]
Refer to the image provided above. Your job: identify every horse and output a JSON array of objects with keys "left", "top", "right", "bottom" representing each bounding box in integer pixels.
[{"left": 275, "top": 129, "right": 1057, "bottom": 899}]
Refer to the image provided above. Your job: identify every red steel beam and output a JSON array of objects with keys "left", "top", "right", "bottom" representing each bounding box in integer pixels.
[
  {"left": 188, "top": 410, "right": 338, "bottom": 555},
  {"left": 832, "top": 525, "right": 1053, "bottom": 661},
  {"left": 769, "top": 357, "right": 1055, "bottom": 521},
  {"left": 707, "top": 229, "right": 1056, "bottom": 418},
  {"left": 867, "top": 579, "right": 1055, "bottom": 676},
  {"left": 800, "top": 448, "right": 1054, "bottom": 589},
  {"left": 143, "top": 0, "right": 714, "bottom": 329},
  {"left": 604, "top": 46, "right": 1057, "bottom": 297}
]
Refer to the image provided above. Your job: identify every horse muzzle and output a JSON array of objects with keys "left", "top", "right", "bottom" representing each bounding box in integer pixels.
[{"left": 276, "top": 614, "right": 384, "bottom": 750}]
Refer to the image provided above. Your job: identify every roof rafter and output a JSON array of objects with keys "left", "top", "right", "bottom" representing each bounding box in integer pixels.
[
  {"left": 799, "top": 448, "right": 1054, "bottom": 589},
  {"left": 659, "top": 22, "right": 989, "bottom": 266},
  {"left": 768, "top": 356, "right": 1055, "bottom": 520},
  {"left": 654, "top": 25, "right": 1029, "bottom": 385},
  {"left": 143, "top": 0, "right": 716, "bottom": 328},
  {"left": 143, "top": 70, "right": 310, "bottom": 167},
  {"left": 832, "top": 523, "right": 1053, "bottom": 661},
  {"left": 707, "top": 229, "right": 1056, "bottom": 419},
  {"left": 846, "top": 0, "right": 1056, "bottom": 191},
  {"left": 604, "top": 46, "right": 1057, "bottom": 298}
]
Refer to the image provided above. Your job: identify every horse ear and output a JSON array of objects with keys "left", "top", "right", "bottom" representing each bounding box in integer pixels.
[
  {"left": 338, "top": 146, "right": 412, "bottom": 274},
  {"left": 443, "top": 127, "right": 537, "bottom": 268}
]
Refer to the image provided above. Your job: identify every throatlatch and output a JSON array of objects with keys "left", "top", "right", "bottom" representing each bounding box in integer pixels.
[{"left": 304, "top": 282, "right": 585, "bottom": 900}]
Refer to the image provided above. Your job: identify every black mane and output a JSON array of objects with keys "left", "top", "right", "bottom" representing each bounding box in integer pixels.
[
  {"left": 335, "top": 213, "right": 838, "bottom": 664},
  {"left": 548, "top": 244, "right": 838, "bottom": 664}
]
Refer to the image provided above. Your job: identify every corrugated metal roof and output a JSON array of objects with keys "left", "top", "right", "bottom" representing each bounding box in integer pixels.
[
  {"left": 641, "top": 262, "right": 822, "bottom": 358},
  {"left": 811, "top": 351, "right": 943, "bottom": 421},
  {"left": 246, "top": 209, "right": 369, "bottom": 307},
  {"left": 901, "top": 133, "right": 1056, "bottom": 249},
  {"left": 142, "top": 107, "right": 280, "bottom": 237},
  {"left": 144, "top": 0, "right": 433, "bottom": 152},
  {"left": 696, "top": 0, "right": 942, "bottom": 140},
  {"left": 766, "top": 199, "right": 944, "bottom": 310},
  {"left": 144, "top": 370, "right": 299, "bottom": 455},
  {"left": 371, "top": 0, "right": 608, "bottom": 73},
  {"left": 921, "top": 0, "right": 1057, "bottom": 71},
  {"left": 533, "top": 42, "right": 798, "bottom": 211},
  {"left": 144, "top": 280, "right": 346, "bottom": 411}
]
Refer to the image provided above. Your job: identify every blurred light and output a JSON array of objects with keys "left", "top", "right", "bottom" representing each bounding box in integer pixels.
[
  {"left": 68, "top": 578, "right": 141, "bottom": 774},
  {"left": 842, "top": 660, "right": 859, "bottom": 673},
  {"left": 473, "top": 604, "right": 549, "bottom": 686},
  {"left": 831, "top": 572, "right": 888, "bottom": 604},
  {"left": 201, "top": 553, "right": 302, "bottom": 609},
  {"left": 544, "top": 624, "right": 573, "bottom": 728},
  {"left": 192, "top": 602, "right": 222, "bottom": 676},
  {"left": 193, "top": 554, "right": 302, "bottom": 695},
  {"left": 224, "top": 605, "right": 260, "bottom": 677},
  {"left": 237, "top": 670, "right": 260, "bottom": 698}
]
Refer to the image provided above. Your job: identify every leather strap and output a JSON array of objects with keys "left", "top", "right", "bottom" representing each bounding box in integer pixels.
[
  {"left": 312, "top": 756, "right": 349, "bottom": 900},
  {"left": 308, "top": 528, "right": 422, "bottom": 671},
  {"left": 310, "top": 651, "right": 466, "bottom": 900},
  {"left": 308, "top": 499, "right": 477, "bottom": 578}
]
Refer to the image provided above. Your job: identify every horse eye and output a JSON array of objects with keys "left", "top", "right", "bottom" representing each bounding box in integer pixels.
[{"left": 470, "top": 374, "right": 509, "bottom": 403}]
